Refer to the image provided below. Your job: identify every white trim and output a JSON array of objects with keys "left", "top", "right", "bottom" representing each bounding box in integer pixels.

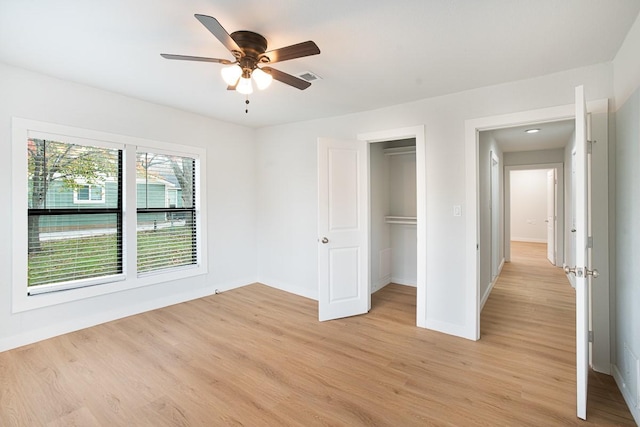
[
  {"left": 464, "top": 99, "right": 608, "bottom": 341},
  {"left": 27, "top": 129, "right": 125, "bottom": 151},
  {"left": 390, "top": 278, "right": 417, "bottom": 287},
  {"left": 73, "top": 183, "right": 107, "bottom": 204},
  {"left": 510, "top": 237, "right": 548, "bottom": 243},
  {"left": 12, "top": 117, "right": 207, "bottom": 313},
  {"left": 262, "top": 277, "right": 317, "bottom": 300},
  {"left": 0, "top": 285, "right": 212, "bottom": 353},
  {"left": 481, "top": 258, "right": 504, "bottom": 310},
  {"left": 613, "top": 364, "right": 640, "bottom": 425},
  {"left": 358, "top": 126, "right": 427, "bottom": 328}
]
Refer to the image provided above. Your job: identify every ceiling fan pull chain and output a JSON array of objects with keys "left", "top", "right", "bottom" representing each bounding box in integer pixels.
[{"left": 245, "top": 96, "right": 250, "bottom": 114}]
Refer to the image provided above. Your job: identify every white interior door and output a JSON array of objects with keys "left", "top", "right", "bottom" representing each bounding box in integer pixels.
[
  {"left": 572, "top": 85, "right": 591, "bottom": 420},
  {"left": 546, "top": 169, "right": 556, "bottom": 264},
  {"left": 317, "top": 137, "right": 369, "bottom": 321}
]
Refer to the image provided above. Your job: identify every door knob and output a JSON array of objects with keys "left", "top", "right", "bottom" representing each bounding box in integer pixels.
[
  {"left": 564, "top": 265, "right": 599, "bottom": 279},
  {"left": 571, "top": 229, "right": 576, "bottom": 232},
  {"left": 321, "top": 237, "right": 329, "bottom": 244},
  {"left": 586, "top": 268, "right": 599, "bottom": 278}
]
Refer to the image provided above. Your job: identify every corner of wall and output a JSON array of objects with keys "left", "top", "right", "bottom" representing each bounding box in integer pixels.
[{"left": 613, "top": 12, "right": 640, "bottom": 109}]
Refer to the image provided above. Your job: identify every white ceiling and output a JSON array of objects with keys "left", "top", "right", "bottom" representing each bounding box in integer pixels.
[
  {"left": 1, "top": 1, "right": 639, "bottom": 128},
  {"left": 485, "top": 120, "right": 575, "bottom": 153}
]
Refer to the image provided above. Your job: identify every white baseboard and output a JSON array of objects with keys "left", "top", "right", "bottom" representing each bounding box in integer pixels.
[
  {"left": 372, "top": 276, "right": 392, "bottom": 292},
  {"left": 259, "top": 278, "right": 317, "bottom": 300},
  {"left": 390, "top": 277, "right": 417, "bottom": 287},
  {"left": 481, "top": 258, "right": 504, "bottom": 310},
  {"left": 425, "top": 318, "right": 477, "bottom": 341},
  {"left": 481, "top": 280, "right": 496, "bottom": 311},
  {"left": 511, "top": 237, "right": 547, "bottom": 243},
  {"left": 0, "top": 282, "right": 252, "bottom": 353},
  {"left": 613, "top": 364, "right": 640, "bottom": 425}
]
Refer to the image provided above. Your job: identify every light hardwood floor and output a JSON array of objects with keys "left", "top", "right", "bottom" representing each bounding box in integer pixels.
[{"left": 0, "top": 242, "right": 635, "bottom": 426}]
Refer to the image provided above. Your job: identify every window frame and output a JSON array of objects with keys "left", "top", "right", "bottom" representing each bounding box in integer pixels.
[
  {"left": 73, "top": 183, "right": 107, "bottom": 204},
  {"left": 135, "top": 150, "right": 198, "bottom": 276},
  {"left": 12, "top": 118, "right": 207, "bottom": 313}
]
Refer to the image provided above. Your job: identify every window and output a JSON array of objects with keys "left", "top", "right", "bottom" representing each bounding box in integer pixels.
[
  {"left": 27, "top": 139, "right": 122, "bottom": 290},
  {"left": 136, "top": 152, "right": 196, "bottom": 274},
  {"left": 12, "top": 118, "right": 207, "bottom": 311},
  {"left": 74, "top": 184, "right": 106, "bottom": 204}
]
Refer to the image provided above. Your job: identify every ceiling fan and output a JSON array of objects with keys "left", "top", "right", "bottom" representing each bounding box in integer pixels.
[{"left": 161, "top": 14, "right": 320, "bottom": 95}]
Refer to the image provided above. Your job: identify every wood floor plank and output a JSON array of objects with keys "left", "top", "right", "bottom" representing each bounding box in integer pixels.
[{"left": 0, "top": 241, "right": 635, "bottom": 425}]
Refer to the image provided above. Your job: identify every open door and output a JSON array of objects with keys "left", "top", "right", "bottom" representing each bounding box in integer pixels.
[
  {"left": 567, "top": 85, "right": 595, "bottom": 420},
  {"left": 546, "top": 169, "right": 556, "bottom": 265},
  {"left": 317, "top": 137, "right": 369, "bottom": 321}
]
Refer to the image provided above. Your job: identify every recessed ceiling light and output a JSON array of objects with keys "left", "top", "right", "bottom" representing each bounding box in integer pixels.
[{"left": 525, "top": 128, "right": 540, "bottom": 134}]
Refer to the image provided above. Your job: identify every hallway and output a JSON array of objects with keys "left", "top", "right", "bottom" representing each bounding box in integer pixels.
[{"left": 480, "top": 241, "right": 634, "bottom": 424}]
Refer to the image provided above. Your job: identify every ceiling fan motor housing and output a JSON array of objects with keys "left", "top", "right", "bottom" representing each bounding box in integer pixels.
[{"left": 231, "top": 30, "right": 269, "bottom": 73}]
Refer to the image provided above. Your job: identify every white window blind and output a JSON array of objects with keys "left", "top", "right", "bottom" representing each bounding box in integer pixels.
[
  {"left": 27, "top": 138, "right": 122, "bottom": 291},
  {"left": 136, "top": 152, "right": 197, "bottom": 274}
]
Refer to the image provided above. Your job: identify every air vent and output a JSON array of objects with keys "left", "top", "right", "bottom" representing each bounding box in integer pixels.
[{"left": 297, "top": 71, "right": 322, "bottom": 82}]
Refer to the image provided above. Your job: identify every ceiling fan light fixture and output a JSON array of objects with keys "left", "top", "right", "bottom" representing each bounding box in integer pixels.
[
  {"left": 221, "top": 64, "right": 242, "bottom": 85},
  {"left": 236, "top": 76, "right": 253, "bottom": 94},
  {"left": 252, "top": 67, "right": 273, "bottom": 90}
]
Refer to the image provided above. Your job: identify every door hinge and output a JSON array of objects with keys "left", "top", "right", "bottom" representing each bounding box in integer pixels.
[{"left": 588, "top": 330, "right": 594, "bottom": 343}]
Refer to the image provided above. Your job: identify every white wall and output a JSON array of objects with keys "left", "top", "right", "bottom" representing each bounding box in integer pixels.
[
  {"left": 509, "top": 169, "right": 549, "bottom": 243},
  {"left": 369, "top": 143, "right": 391, "bottom": 291},
  {"left": 478, "top": 132, "right": 503, "bottom": 305},
  {"left": 388, "top": 151, "right": 417, "bottom": 286},
  {"left": 613, "top": 88, "right": 640, "bottom": 419},
  {"left": 255, "top": 62, "right": 614, "bottom": 338},
  {"left": 614, "top": 12, "right": 640, "bottom": 109},
  {"left": 612, "top": 14, "right": 640, "bottom": 422},
  {"left": 504, "top": 148, "right": 565, "bottom": 166},
  {"left": 0, "top": 63, "right": 258, "bottom": 351},
  {"left": 370, "top": 143, "right": 417, "bottom": 291}
]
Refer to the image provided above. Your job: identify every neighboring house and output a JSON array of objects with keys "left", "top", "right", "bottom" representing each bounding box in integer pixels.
[{"left": 30, "top": 177, "right": 185, "bottom": 231}]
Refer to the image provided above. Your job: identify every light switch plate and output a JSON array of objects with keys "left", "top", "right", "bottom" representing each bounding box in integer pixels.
[{"left": 453, "top": 205, "right": 461, "bottom": 217}]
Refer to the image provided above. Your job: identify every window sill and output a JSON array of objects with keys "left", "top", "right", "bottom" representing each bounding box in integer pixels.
[{"left": 13, "top": 265, "right": 208, "bottom": 313}]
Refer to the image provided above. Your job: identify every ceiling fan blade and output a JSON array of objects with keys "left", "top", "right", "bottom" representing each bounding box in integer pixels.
[
  {"left": 194, "top": 14, "right": 241, "bottom": 54},
  {"left": 262, "top": 67, "right": 311, "bottom": 90},
  {"left": 227, "top": 79, "right": 239, "bottom": 90},
  {"left": 261, "top": 41, "right": 320, "bottom": 64},
  {"left": 160, "top": 53, "right": 232, "bottom": 64}
]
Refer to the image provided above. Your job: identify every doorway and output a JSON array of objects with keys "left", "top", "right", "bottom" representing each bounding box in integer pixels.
[
  {"left": 465, "top": 98, "right": 610, "bottom": 366},
  {"left": 505, "top": 164, "right": 565, "bottom": 268},
  {"left": 359, "top": 126, "right": 427, "bottom": 327},
  {"left": 369, "top": 138, "right": 417, "bottom": 322},
  {"left": 317, "top": 126, "right": 426, "bottom": 326}
]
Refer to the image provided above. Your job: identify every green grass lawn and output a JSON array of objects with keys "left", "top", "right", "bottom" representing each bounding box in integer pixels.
[{"left": 28, "top": 226, "right": 195, "bottom": 286}]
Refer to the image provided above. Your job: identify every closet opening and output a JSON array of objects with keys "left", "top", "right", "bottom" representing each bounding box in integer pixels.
[{"left": 369, "top": 138, "right": 417, "bottom": 324}]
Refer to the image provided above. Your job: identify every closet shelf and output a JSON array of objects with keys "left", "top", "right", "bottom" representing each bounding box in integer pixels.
[
  {"left": 383, "top": 146, "right": 416, "bottom": 156},
  {"left": 384, "top": 216, "right": 417, "bottom": 225}
]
